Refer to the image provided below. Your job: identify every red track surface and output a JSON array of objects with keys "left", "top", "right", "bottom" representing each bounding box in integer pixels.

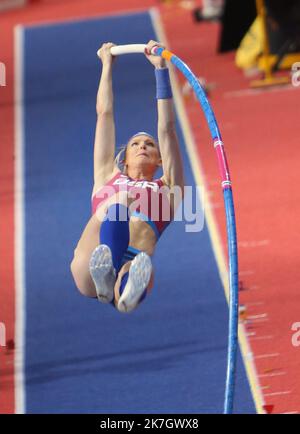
[
  {"left": 1, "top": 0, "right": 299, "bottom": 414},
  {"left": 0, "top": 19, "right": 15, "bottom": 416}
]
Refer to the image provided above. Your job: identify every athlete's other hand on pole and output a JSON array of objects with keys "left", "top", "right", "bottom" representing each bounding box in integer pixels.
[
  {"left": 145, "top": 40, "right": 167, "bottom": 69},
  {"left": 97, "top": 42, "right": 116, "bottom": 66}
]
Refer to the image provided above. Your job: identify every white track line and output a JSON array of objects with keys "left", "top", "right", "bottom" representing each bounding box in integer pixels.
[
  {"left": 224, "top": 84, "right": 299, "bottom": 98},
  {"left": 14, "top": 24, "right": 25, "bottom": 415},
  {"left": 254, "top": 353, "right": 280, "bottom": 359},
  {"left": 258, "top": 372, "right": 287, "bottom": 378},
  {"left": 264, "top": 391, "right": 291, "bottom": 397}
]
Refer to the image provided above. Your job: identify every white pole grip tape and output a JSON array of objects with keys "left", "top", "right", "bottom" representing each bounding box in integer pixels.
[
  {"left": 97, "top": 44, "right": 157, "bottom": 58},
  {"left": 111, "top": 44, "right": 146, "bottom": 55}
]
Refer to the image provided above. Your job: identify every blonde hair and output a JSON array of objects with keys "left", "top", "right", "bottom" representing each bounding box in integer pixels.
[
  {"left": 114, "top": 134, "right": 161, "bottom": 174},
  {"left": 114, "top": 145, "right": 127, "bottom": 174}
]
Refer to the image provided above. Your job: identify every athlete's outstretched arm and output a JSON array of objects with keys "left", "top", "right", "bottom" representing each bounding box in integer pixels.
[
  {"left": 157, "top": 91, "right": 184, "bottom": 189},
  {"left": 145, "top": 40, "right": 184, "bottom": 190},
  {"left": 93, "top": 43, "right": 116, "bottom": 184}
]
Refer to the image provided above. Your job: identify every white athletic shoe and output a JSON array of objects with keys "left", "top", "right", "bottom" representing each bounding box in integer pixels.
[
  {"left": 117, "top": 252, "right": 152, "bottom": 313},
  {"left": 89, "top": 244, "right": 116, "bottom": 303}
]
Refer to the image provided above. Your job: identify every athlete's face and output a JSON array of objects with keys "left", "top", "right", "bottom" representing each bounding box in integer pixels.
[{"left": 125, "top": 135, "right": 161, "bottom": 171}]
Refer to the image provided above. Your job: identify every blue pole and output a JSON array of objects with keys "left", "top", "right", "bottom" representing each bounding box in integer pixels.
[{"left": 154, "top": 47, "right": 239, "bottom": 414}]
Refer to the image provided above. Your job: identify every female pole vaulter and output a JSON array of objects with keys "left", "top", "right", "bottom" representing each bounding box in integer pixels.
[{"left": 70, "top": 40, "right": 184, "bottom": 313}]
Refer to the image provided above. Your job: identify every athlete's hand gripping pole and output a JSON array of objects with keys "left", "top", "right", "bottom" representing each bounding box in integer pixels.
[{"left": 97, "top": 44, "right": 167, "bottom": 58}]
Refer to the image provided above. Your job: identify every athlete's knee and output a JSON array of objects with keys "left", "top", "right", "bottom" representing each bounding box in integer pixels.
[{"left": 70, "top": 254, "right": 96, "bottom": 298}]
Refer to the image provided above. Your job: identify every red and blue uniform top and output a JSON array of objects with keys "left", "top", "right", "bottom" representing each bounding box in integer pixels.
[{"left": 92, "top": 171, "right": 172, "bottom": 239}]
